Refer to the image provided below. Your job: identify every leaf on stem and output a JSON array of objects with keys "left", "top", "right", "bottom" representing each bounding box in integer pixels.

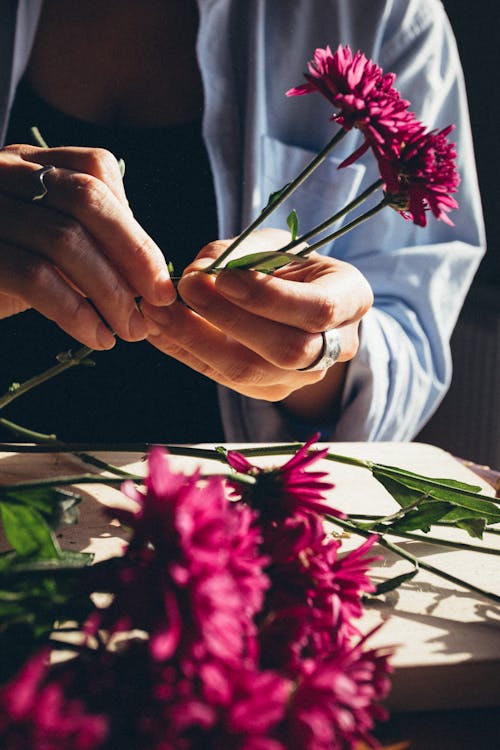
[
  {"left": 225, "top": 250, "right": 308, "bottom": 273},
  {"left": 374, "top": 567, "right": 419, "bottom": 595},
  {"left": 0, "top": 502, "right": 60, "bottom": 560},
  {"left": 286, "top": 209, "right": 299, "bottom": 240},
  {"left": 371, "top": 465, "right": 500, "bottom": 536}
]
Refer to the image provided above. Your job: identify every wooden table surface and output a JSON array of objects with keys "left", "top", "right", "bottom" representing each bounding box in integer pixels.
[{"left": 1, "top": 441, "right": 499, "bottom": 748}]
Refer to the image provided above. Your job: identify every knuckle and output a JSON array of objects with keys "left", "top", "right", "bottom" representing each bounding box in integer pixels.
[
  {"left": 80, "top": 148, "right": 120, "bottom": 180},
  {"left": 68, "top": 171, "right": 110, "bottom": 211},
  {"left": 309, "top": 294, "right": 336, "bottom": 332},
  {"left": 23, "top": 256, "right": 57, "bottom": 292},
  {"left": 226, "top": 358, "right": 265, "bottom": 386}
]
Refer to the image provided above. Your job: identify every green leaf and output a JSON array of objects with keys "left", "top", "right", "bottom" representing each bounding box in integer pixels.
[
  {"left": 454, "top": 517, "right": 487, "bottom": 538},
  {"left": 372, "top": 467, "right": 500, "bottom": 523},
  {"left": 374, "top": 567, "right": 419, "bottom": 595},
  {"left": 286, "top": 209, "right": 299, "bottom": 240},
  {"left": 372, "top": 472, "right": 424, "bottom": 508},
  {"left": 430, "top": 477, "right": 483, "bottom": 493},
  {"left": 2, "top": 487, "right": 81, "bottom": 529},
  {"left": 0, "top": 502, "right": 60, "bottom": 559},
  {"left": 225, "top": 251, "right": 308, "bottom": 273},
  {"left": 439, "top": 508, "right": 487, "bottom": 539},
  {"left": 389, "top": 502, "right": 453, "bottom": 533}
]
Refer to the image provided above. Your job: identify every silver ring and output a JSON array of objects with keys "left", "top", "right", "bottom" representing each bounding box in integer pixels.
[
  {"left": 31, "top": 165, "right": 55, "bottom": 202},
  {"left": 298, "top": 329, "right": 341, "bottom": 372}
]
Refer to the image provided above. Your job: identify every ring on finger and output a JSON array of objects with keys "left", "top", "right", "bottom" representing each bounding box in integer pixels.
[
  {"left": 298, "top": 329, "right": 341, "bottom": 372},
  {"left": 32, "top": 165, "right": 56, "bottom": 203}
]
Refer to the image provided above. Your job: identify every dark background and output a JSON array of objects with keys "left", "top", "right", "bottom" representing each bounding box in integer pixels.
[{"left": 442, "top": 0, "right": 499, "bottom": 286}]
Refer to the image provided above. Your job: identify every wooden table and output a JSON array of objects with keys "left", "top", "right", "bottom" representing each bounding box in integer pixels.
[{"left": 1, "top": 441, "right": 499, "bottom": 748}]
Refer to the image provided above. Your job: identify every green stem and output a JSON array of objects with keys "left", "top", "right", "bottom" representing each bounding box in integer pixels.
[
  {"left": 0, "top": 417, "right": 136, "bottom": 479},
  {"left": 0, "top": 346, "right": 94, "bottom": 412},
  {"left": 0, "top": 468, "right": 256, "bottom": 493},
  {"left": 0, "top": 417, "right": 58, "bottom": 443},
  {"left": 277, "top": 178, "right": 384, "bottom": 255},
  {"left": 205, "top": 128, "right": 348, "bottom": 272},
  {"left": 330, "top": 515, "right": 500, "bottom": 604}
]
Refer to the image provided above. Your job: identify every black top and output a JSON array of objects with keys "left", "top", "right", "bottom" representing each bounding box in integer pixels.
[{"left": 0, "top": 79, "right": 224, "bottom": 444}]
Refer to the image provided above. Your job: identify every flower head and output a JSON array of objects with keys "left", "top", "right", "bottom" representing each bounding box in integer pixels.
[
  {"left": 287, "top": 45, "right": 420, "bottom": 166},
  {"left": 381, "top": 124, "right": 460, "bottom": 226},
  {"left": 93, "top": 447, "right": 270, "bottom": 666},
  {"left": 0, "top": 650, "right": 108, "bottom": 750},
  {"left": 285, "top": 632, "right": 393, "bottom": 750},
  {"left": 226, "top": 434, "right": 342, "bottom": 520},
  {"left": 260, "top": 529, "right": 380, "bottom": 674}
]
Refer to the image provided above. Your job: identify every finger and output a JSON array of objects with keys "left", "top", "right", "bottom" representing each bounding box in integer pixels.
[
  {"left": 178, "top": 269, "right": 361, "bottom": 368},
  {"left": 141, "top": 298, "right": 324, "bottom": 400},
  {"left": 0, "top": 240, "right": 116, "bottom": 349},
  {"left": 0, "top": 291, "right": 29, "bottom": 319},
  {"left": 0, "top": 192, "right": 149, "bottom": 341},
  {"left": 0, "top": 150, "right": 175, "bottom": 307},
  {"left": 1, "top": 144, "right": 128, "bottom": 205},
  {"left": 178, "top": 270, "right": 324, "bottom": 369},
  {"left": 213, "top": 257, "right": 373, "bottom": 332}
]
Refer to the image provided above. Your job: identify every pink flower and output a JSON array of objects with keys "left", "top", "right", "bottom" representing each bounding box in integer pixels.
[
  {"left": 380, "top": 124, "right": 460, "bottom": 226},
  {"left": 227, "top": 434, "right": 342, "bottom": 520},
  {"left": 287, "top": 45, "right": 420, "bottom": 166},
  {"left": 260, "top": 529, "right": 380, "bottom": 673},
  {"left": 285, "top": 632, "right": 393, "bottom": 750},
  {"left": 0, "top": 650, "right": 108, "bottom": 750},
  {"left": 95, "top": 447, "right": 269, "bottom": 667}
]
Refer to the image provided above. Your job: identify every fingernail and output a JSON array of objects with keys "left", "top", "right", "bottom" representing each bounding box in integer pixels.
[
  {"left": 97, "top": 322, "right": 116, "bottom": 349},
  {"left": 215, "top": 270, "right": 249, "bottom": 301},
  {"left": 178, "top": 272, "right": 209, "bottom": 308},
  {"left": 128, "top": 308, "right": 148, "bottom": 340},
  {"left": 156, "top": 270, "right": 177, "bottom": 305}
]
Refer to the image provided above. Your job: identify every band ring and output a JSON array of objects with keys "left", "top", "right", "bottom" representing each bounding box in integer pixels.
[
  {"left": 31, "top": 165, "right": 56, "bottom": 202},
  {"left": 298, "top": 329, "right": 341, "bottom": 372}
]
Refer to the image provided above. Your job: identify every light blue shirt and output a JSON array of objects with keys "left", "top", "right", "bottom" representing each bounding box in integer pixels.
[{"left": 0, "top": 0, "right": 485, "bottom": 443}]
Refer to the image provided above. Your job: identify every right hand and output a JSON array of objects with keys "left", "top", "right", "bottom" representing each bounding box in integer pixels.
[{"left": 0, "top": 144, "right": 176, "bottom": 349}]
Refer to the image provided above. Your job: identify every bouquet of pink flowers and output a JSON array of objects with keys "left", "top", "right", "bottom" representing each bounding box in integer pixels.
[{"left": 0, "top": 439, "right": 392, "bottom": 750}]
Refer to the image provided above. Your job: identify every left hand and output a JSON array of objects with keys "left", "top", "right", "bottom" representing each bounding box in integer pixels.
[{"left": 141, "top": 229, "right": 373, "bottom": 403}]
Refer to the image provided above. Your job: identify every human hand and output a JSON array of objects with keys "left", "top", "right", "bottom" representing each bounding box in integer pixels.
[
  {"left": 141, "top": 229, "right": 373, "bottom": 405},
  {"left": 0, "top": 145, "right": 176, "bottom": 349}
]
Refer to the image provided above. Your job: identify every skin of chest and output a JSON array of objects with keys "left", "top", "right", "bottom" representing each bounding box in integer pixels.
[{"left": 25, "top": 0, "right": 204, "bottom": 127}]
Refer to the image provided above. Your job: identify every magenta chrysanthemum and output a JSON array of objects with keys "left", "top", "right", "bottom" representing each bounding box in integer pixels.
[
  {"left": 91, "top": 447, "right": 270, "bottom": 666},
  {"left": 0, "top": 650, "right": 108, "bottom": 750},
  {"left": 380, "top": 124, "right": 460, "bottom": 226},
  {"left": 226, "top": 434, "right": 342, "bottom": 520},
  {"left": 287, "top": 44, "right": 420, "bottom": 166},
  {"left": 285, "top": 632, "right": 393, "bottom": 750},
  {"left": 259, "top": 522, "right": 380, "bottom": 674}
]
